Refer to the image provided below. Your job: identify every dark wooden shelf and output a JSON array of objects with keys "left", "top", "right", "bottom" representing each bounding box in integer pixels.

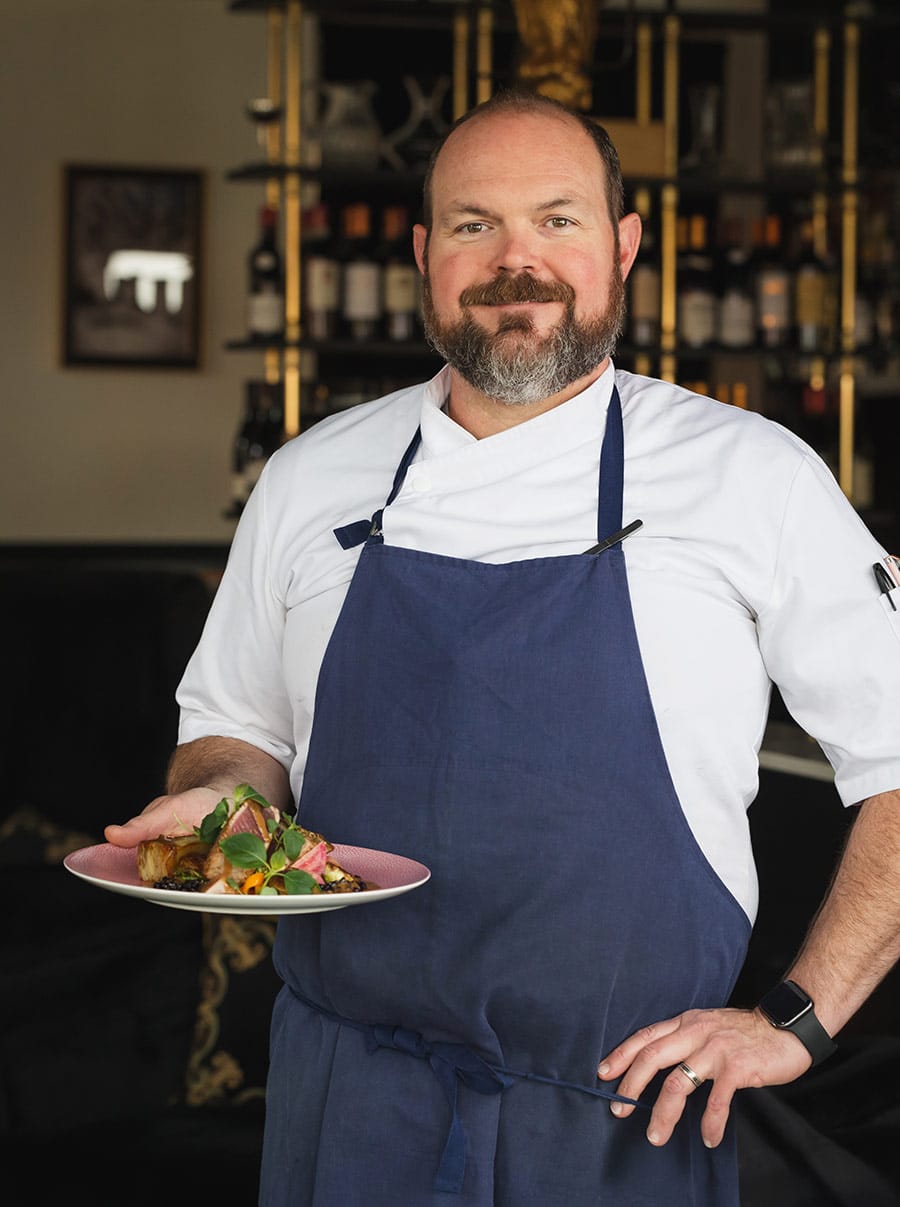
[
  {"left": 225, "top": 336, "right": 438, "bottom": 359},
  {"left": 227, "top": 163, "right": 426, "bottom": 191}
]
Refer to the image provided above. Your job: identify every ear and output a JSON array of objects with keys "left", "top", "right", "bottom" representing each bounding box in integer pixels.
[
  {"left": 413, "top": 224, "right": 428, "bottom": 274},
  {"left": 617, "top": 211, "right": 643, "bottom": 281}
]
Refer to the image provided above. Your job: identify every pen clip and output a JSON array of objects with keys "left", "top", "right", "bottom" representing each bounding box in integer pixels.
[
  {"left": 583, "top": 519, "right": 643, "bottom": 556},
  {"left": 873, "top": 562, "right": 897, "bottom": 611}
]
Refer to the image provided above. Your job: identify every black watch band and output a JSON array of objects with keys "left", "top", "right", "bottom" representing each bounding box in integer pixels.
[{"left": 758, "top": 979, "right": 838, "bottom": 1066}]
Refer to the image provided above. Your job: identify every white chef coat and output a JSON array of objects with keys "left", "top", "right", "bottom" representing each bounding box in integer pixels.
[{"left": 177, "top": 362, "right": 900, "bottom": 921}]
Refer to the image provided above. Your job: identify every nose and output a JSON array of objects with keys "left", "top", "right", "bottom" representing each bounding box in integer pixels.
[{"left": 492, "top": 224, "right": 541, "bottom": 274}]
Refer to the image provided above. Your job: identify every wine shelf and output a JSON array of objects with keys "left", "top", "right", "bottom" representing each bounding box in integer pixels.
[{"left": 221, "top": 0, "right": 900, "bottom": 547}]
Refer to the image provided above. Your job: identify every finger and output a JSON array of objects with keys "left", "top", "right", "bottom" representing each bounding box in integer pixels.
[
  {"left": 602, "top": 1022, "right": 692, "bottom": 1117},
  {"left": 699, "top": 1080, "right": 738, "bottom": 1149},
  {"left": 104, "top": 795, "right": 196, "bottom": 845},
  {"left": 643, "top": 1062, "right": 703, "bottom": 1146},
  {"left": 597, "top": 1015, "right": 681, "bottom": 1080}
]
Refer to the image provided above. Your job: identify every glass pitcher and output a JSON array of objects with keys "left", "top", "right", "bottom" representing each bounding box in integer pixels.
[{"left": 317, "top": 81, "right": 382, "bottom": 171}]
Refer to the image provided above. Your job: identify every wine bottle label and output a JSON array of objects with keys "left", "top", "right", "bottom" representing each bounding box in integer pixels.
[
  {"left": 244, "top": 456, "right": 266, "bottom": 490},
  {"left": 794, "top": 268, "right": 826, "bottom": 325},
  {"left": 631, "top": 317, "right": 659, "bottom": 347},
  {"left": 307, "top": 256, "right": 340, "bottom": 310},
  {"left": 718, "top": 291, "right": 755, "bottom": 347},
  {"left": 253, "top": 250, "right": 278, "bottom": 273},
  {"left": 384, "top": 264, "right": 419, "bottom": 314},
  {"left": 247, "top": 292, "right": 284, "bottom": 335},
  {"left": 387, "top": 312, "right": 416, "bottom": 341},
  {"left": 630, "top": 265, "right": 661, "bottom": 320},
  {"left": 343, "top": 262, "right": 382, "bottom": 321},
  {"left": 756, "top": 272, "right": 790, "bottom": 337},
  {"left": 678, "top": 290, "right": 717, "bottom": 347}
]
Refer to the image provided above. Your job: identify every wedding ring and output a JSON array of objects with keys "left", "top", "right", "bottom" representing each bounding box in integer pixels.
[{"left": 677, "top": 1061, "right": 704, "bottom": 1089}]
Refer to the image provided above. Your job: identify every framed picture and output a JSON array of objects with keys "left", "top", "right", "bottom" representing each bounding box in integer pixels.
[{"left": 63, "top": 165, "right": 203, "bottom": 368}]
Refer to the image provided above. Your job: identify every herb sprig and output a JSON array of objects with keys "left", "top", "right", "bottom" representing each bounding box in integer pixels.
[{"left": 198, "top": 783, "right": 319, "bottom": 896}]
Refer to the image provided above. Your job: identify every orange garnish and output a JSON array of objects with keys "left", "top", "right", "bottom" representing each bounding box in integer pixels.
[{"left": 240, "top": 870, "right": 266, "bottom": 895}]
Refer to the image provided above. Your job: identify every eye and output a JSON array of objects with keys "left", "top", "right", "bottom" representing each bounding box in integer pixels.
[
  {"left": 457, "top": 221, "right": 489, "bottom": 235},
  {"left": 546, "top": 216, "right": 575, "bottom": 229}
]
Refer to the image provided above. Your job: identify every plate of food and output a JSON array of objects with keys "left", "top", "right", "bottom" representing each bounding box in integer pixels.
[{"left": 63, "top": 784, "right": 431, "bottom": 916}]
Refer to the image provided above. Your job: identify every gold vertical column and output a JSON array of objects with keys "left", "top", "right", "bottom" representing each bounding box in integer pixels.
[
  {"left": 659, "top": 15, "right": 680, "bottom": 383},
  {"left": 453, "top": 9, "right": 470, "bottom": 119},
  {"left": 633, "top": 19, "right": 653, "bottom": 378},
  {"left": 636, "top": 19, "right": 652, "bottom": 126},
  {"left": 263, "top": 5, "right": 284, "bottom": 390},
  {"left": 811, "top": 26, "right": 830, "bottom": 259},
  {"left": 839, "top": 19, "right": 859, "bottom": 500},
  {"left": 476, "top": 4, "right": 494, "bottom": 105},
  {"left": 265, "top": 7, "right": 283, "bottom": 209},
  {"left": 282, "top": 0, "right": 303, "bottom": 438}
]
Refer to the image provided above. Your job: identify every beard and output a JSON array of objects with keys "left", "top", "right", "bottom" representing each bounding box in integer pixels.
[{"left": 421, "top": 266, "right": 626, "bottom": 406}]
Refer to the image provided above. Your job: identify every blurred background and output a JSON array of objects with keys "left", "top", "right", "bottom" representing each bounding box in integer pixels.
[{"left": 1, "top": 2, "right": 899, "bottom": 1203}]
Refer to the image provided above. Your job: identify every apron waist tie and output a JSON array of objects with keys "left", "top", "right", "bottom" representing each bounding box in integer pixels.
[{"left": 288, "top": 985, "right": 646, "bottom": 1195}]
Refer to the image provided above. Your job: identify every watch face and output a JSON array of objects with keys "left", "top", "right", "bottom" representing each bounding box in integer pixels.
[{"left": 762, "top": 981, "right": 812, "bottom": 1028}]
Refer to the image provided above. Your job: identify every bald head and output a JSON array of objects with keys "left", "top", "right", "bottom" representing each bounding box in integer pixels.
[{"left": 421, "top": 89, "right": 625, "bottom": 234}]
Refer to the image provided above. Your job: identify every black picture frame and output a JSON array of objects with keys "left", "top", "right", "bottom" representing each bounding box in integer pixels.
[{"left": 63, "top": 165, "right": 203, "bottom": 368}]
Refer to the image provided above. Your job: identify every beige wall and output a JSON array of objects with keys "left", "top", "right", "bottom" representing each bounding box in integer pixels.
[{"left": 1, "top": 0, "right": 266, "bottom": 543}]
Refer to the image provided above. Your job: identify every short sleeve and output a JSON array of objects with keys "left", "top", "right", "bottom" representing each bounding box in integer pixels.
[
  {"left": 176, "top": 464, "right": 295, "bottom": 771},
  {"left": 757, "top": 452, "right": 900, "bottom": 806}
]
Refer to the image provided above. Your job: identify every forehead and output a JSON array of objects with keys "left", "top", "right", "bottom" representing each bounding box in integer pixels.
[{"left": 430, "top": 110, "right": 606, "bottom": 214}]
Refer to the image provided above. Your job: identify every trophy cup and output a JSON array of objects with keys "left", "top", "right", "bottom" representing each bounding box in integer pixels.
[{"left": 511, "top": 0, "right": 600, "bottom": 112}]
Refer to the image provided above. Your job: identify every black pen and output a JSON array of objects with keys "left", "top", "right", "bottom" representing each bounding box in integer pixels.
[
  {"left": 583, "top": 519, "right": 643, "bottom": 556},
  {"left": 873, "top": 562, "right": 897, "bottom": 610}
]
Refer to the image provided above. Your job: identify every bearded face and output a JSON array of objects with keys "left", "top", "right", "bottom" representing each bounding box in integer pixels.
[{"left": 421, "top": 263, "right": 626, "bottom": 406}]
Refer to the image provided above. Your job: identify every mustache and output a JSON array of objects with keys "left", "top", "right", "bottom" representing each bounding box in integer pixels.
[{"left": 458, "top": 274, "right": 575, "bottom": 308}]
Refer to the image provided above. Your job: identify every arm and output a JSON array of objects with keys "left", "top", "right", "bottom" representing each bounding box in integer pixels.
[
  {"left": 597, "top": 787, "right": 900, "bottom": 1148},
  {"left": 104, "top": 735, "right": 292, "bottom": 847}
]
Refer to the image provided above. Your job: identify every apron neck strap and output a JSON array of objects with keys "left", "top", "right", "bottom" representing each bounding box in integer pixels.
[
  {"left": 333, "top": 426, "right": 422, "bottom": 549},
  {"left": 597, "top": 385, "right": 624, "bottom": 543},
  {"left": 335, "top": 383, "right": 624, "bottom": 551}
]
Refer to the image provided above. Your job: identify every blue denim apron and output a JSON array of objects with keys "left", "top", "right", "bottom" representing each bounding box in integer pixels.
[{"left": 261, "top": 387, "right": 751, "bottom": 1206}]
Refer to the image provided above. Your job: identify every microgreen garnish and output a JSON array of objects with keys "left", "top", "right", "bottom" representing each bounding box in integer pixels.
[{"left": 199, "top": 784, "right": 320, "bottom": 896}]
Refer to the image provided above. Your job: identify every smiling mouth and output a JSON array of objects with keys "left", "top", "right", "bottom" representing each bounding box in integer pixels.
[{"left": 480, "top": 298, "right": 558, "bottom": 307}]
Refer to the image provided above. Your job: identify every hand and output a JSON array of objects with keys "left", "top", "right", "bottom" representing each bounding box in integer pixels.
[
  {"left": 596, "top": 1006, "right": 813, "bottom": 1149},
  {"left": 104, "top": 786, "right": 224, "bottom": 847}
]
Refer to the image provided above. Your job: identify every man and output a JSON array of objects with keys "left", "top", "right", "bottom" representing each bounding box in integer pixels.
[{"left": 107, "top": 90, "right": 900, "bottom": 1205}]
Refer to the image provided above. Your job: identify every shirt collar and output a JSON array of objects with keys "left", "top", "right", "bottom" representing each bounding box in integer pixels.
[{"left": 418, "top": 361, "right": 617, "bottom": 461}]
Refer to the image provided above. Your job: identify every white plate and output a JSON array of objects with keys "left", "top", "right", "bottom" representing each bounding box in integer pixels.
[{"left": 64, "top": 842, "right": 431, "bottom": 915}]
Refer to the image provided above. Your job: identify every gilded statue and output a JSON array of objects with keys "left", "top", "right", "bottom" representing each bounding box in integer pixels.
[{"left": 511, "top": 0, "right": 601, "bottom": 112}]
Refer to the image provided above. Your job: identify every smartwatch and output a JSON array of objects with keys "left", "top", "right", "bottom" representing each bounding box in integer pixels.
[{"left": 758, "top": 979, "right": 838, "bottom": 1066}]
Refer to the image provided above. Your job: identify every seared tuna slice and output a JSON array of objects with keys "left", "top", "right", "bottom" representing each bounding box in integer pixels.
[{"left": 202, "top": 799, "right": 274, "bottom": 892}]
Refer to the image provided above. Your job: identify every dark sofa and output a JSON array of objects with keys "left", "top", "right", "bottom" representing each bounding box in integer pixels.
[
  {"left": 0, "top": 550, "right": 281, "bottom": 1203},
  {"left": 0, "top": 549, "right": 897, "bottom": 1205}
]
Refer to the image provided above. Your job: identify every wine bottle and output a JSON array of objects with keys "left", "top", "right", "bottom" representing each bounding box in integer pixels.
[
  {"left": 225, "top": 387, "right": 254, "bottom": 518},
  {"left": 629, "top": 187, "right": 661, "bottom": 348},
  {"left": 792, "top": 217, "right": 829, "bottom": 354},
  {"left": 677, "top": 213, "right": 717, "bottom": 350},
  {"left": 246, "top": 205, "right": 285, "bottom": 340},
  {"left": 226, "top": 379, "right": 287, "bottom": 518},
  {"left": 716, "top": 218, "right": 755, "bottom": 350},
  {"left": 380, "top": 204, "right": 420, "bottom": 341},
  {"left": 338, "top": 203, "right": 382, "bottom": 341},
  {"left": 242, "top": 380, "right": 284, "bottom": 501},
  {"left": 303, "top": 202, "right": 340, "bottom": 341},
  {"left": 755, "top": 213, "right": 790, "bottom": 349}
]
